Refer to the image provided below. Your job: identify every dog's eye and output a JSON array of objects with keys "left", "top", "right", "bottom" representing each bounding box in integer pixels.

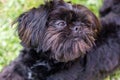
[{"left": 55, "top": 20, "right": 66, "bottom": 29}]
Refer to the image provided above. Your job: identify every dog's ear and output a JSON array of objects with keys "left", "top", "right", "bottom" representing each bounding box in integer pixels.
[{"left": 16, "top": 2, "right": 53, "bottom": 51}]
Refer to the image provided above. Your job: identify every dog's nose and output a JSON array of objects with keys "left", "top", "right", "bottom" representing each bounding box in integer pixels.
[{"left": 71, "top": 26, "right": 81, "bottom": 33}]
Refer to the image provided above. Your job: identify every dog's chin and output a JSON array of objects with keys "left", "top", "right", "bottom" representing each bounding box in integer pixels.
[{"left": 42, "top": 28, "right": 95, "bottom": 62}]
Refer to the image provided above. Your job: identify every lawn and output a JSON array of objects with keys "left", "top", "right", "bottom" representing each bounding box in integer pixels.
[{"left": 0, "top": 0, "right": 120, "bottom": 80}]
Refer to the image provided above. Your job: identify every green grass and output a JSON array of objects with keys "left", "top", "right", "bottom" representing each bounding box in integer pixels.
[
  {"left": 0, "top": 0, "right": 120, "bottom": 80},
  {"left": 0, "top": 0, "right": 44, "bottom": 70}
]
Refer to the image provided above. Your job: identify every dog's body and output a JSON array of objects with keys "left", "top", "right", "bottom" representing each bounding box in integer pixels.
[{"left": 0, "top": 0, "right": 120, "bottom": 80}]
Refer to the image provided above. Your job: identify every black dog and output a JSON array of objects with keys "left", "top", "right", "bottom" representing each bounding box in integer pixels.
[
  {"left": 0, "top": 0, "right": 120, "bottom": 80},
  {"left": 47, "top": 0, "right": 120, "bottom": 80}
]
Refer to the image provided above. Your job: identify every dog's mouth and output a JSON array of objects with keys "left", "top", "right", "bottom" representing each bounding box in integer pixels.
[{"left": 42, "top": 28, "right": 95, "bottom": 62}]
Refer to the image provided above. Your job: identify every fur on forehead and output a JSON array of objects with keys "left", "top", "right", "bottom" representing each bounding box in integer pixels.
[{"left": 49, "top": 4, "right": 100, "bottom": 31}]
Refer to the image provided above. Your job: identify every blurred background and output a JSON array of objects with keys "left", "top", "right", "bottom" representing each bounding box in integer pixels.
[{"left": 0, "top": 0, "right": 120, "bottom": 80}]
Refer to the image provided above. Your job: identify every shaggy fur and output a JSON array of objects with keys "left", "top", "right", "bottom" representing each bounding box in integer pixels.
[
  {"left": 47, "top": 0, "right": 120, "bottom": 80},
  {"left": 0, "top": 0, "right": 120, "bottom": 80}
]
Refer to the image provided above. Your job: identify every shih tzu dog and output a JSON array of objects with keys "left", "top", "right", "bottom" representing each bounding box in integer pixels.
[{"left": 0, "top": 0, "right": 120, "bottom": 80}]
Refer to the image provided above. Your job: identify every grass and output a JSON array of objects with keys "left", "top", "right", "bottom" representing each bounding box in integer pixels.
[
  {"left": 0, "top": 0, "right": 43, "bottom": 70},
  {"left": 0, "top": 0, "right": 120, "bottom": 80}
]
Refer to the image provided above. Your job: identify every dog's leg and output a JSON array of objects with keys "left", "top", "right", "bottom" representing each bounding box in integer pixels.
[
  {"left": 0, "top": 61, "right": 28, "bottom": 80},
  {"left": 0, "top": 49, "right": 38, "bottom": 80}
]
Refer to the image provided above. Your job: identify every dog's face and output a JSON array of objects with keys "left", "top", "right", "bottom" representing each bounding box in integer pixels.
[{"left": 16, "top": 0, "right": 100, "bottom": 62}]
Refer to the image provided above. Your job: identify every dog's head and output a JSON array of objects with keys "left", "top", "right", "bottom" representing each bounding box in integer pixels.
[{"left": 16, "top": 0, "right": 100, "bottom": 62}]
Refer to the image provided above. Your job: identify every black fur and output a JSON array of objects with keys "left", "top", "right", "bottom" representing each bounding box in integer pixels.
[{"left": 0, "top": 0, "right": 120, "bottom": 80}]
